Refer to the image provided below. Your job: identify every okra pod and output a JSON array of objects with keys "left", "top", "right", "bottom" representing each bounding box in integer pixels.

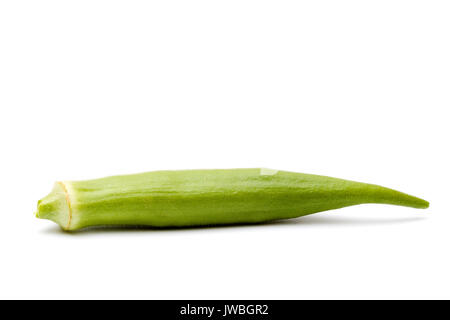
[{"left": 36, "top": 168, "right": 429, "bottom": 231}]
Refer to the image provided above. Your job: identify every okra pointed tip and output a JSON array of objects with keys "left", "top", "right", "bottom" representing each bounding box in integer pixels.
[
  {"left": 418, "top": 198, "right": 429, "bottom": 209},
  {"left": 396, "top": 191, "right": 429, "bottom": 209}
]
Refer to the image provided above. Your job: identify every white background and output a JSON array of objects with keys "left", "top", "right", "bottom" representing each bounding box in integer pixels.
[{"left": 0, "top": 1, "right": 449, "bottom": 299}]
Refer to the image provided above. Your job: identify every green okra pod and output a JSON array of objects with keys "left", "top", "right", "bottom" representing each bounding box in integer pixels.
[{"left": 36, "top": 168, "right": 429, "bottom": 231}]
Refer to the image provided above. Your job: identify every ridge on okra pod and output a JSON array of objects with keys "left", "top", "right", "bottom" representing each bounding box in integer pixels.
[{"left": 35, "top": 168, "right": 429, "bottom": 231}]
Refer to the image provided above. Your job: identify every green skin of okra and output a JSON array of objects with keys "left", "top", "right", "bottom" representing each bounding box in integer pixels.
[{"left": 36, "top": 168, "right": 429, "bottom": 231}]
